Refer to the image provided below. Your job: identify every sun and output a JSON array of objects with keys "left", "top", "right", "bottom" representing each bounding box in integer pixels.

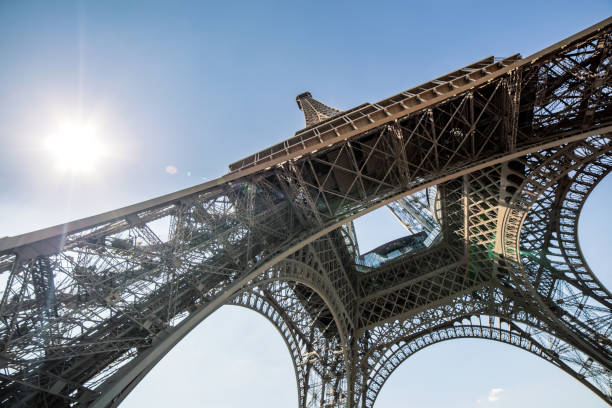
[{"left": 45, "top": 119, "right": 107, "bottom": 173}]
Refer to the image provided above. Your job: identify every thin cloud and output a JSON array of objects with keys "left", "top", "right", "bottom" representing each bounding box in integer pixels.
[{"left": 488, "top": 388, "right": 503, "bottom": 402}]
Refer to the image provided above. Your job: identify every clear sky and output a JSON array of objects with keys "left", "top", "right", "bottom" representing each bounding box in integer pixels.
[{"left": 0, "top": 1, "right": 611, "bottom": 407}]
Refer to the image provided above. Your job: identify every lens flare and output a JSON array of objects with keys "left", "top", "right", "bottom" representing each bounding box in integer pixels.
[{"left": 45, "top": 120, "right": 106, "bottom": 173}]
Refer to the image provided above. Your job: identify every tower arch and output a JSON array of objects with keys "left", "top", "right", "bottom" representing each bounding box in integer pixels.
[{"left": 360, "top": 314, "right": 611, "bottom": 408}]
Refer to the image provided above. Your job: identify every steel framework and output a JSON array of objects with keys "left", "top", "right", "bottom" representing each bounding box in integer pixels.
[{"left": 1, "top": 17, "right": 612, "bottom": 407}]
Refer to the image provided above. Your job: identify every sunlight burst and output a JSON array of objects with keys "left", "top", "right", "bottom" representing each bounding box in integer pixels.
[{"left": 45, "top": 120, "right": 107, "bottom": 173}]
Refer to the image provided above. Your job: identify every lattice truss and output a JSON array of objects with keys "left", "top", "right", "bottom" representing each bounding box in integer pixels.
[{"left": 0, "top": 18, "right": 611, "bottom": 408}]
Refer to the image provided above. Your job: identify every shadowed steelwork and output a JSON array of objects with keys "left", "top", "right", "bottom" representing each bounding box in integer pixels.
[{"left": 0, "top": 17, "right": 611, "bottom": 407}]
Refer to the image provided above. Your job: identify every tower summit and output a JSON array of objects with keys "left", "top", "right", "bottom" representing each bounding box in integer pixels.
[{"left": 296, "top": 91, "right": 343, "bottom": 127}]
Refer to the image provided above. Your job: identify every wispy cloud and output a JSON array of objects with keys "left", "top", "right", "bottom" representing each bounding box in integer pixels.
[{"left": 488, "top": 388, "right": 503, "bottom": 402}]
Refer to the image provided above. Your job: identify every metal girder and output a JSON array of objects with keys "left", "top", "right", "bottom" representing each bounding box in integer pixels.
[{"left": 0, "top": 17, "right": 611, "bottom": 408}]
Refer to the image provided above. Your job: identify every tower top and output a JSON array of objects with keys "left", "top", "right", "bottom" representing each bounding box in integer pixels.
[{"left": 296, "top": 92, "right": 342, "bottom": 127}]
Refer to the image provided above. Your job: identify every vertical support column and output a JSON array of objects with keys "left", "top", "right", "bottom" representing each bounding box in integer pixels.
[
  {"left": 504, "top": 70, "right": 521, "bottom": 152},
  {"left": 463, "top": 174, "right": 470, "bottom": 264},
  {"left": 0, "top": 254, "right": 22, "bottom": 339}
]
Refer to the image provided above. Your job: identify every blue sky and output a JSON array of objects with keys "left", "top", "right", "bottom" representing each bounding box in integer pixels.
[{"left": 0, "top": 1, "right": 610, "bottom": 407}]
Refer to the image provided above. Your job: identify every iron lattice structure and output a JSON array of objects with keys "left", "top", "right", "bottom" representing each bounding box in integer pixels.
[{"left": 1, "top": 18, "right": 612, "bottom": 408}]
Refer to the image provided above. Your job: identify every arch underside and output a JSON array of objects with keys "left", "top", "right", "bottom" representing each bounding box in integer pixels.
[
  {"left": 231, "top": 278, "right": 347, "bottom": 408},
  {"left": 108, "top": 246, "right": 353, "bottom": 408},
  {"left": 0, "top": 21, "right": 609, "bottom": 408},
  {"left": 360, "top": 312, "right": 611, "bottom": 408},
  {"left": 359, "top": 135, "right": 612, "bottom": 407},
  {"left": 507, "top": 135, "right": 612, "bottom": 390}
]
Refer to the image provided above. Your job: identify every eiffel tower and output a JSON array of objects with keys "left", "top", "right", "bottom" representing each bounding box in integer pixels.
[{"left": 1, "top": 17, "right": 612, "bottom": 408}]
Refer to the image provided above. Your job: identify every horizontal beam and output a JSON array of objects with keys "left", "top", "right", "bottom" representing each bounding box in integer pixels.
[
  {"left": 2, "top": 122, "right": 611, "bottom": 260},
  {"left": 0, "top": 17, "right": 609, "bottom": 255}
]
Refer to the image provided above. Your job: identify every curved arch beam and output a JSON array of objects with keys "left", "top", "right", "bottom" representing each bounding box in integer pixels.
[
  {"left": 552, "top": 155, "right": 612, "bottom": 303},
  {"left": 107, "top": 286, "right": 309, "bottom": 408},
  {"left": 231, "top": 279, "right": 349, "bottom": 408},
  {"left": 362, "top": 315, "right": 611, "bottom": 408},
  {"left": 242, "top": 255, "right": 353, "bottom": 346},
  {"left": 497, "top": 135, "right": 612, "bottom": 368},
  {"left": 91, "top": 255, "right": 350, "bottom": 408},
  {"left": 509, "top": 135, "right": 612, "bottom": 303},
  {"left": 231, "top": 288, "right": 311, "bottom": 408}
]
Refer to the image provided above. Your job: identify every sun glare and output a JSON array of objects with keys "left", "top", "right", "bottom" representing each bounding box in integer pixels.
[{"left": 45, "top": 120, "right": 107, "bottom": 173}]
